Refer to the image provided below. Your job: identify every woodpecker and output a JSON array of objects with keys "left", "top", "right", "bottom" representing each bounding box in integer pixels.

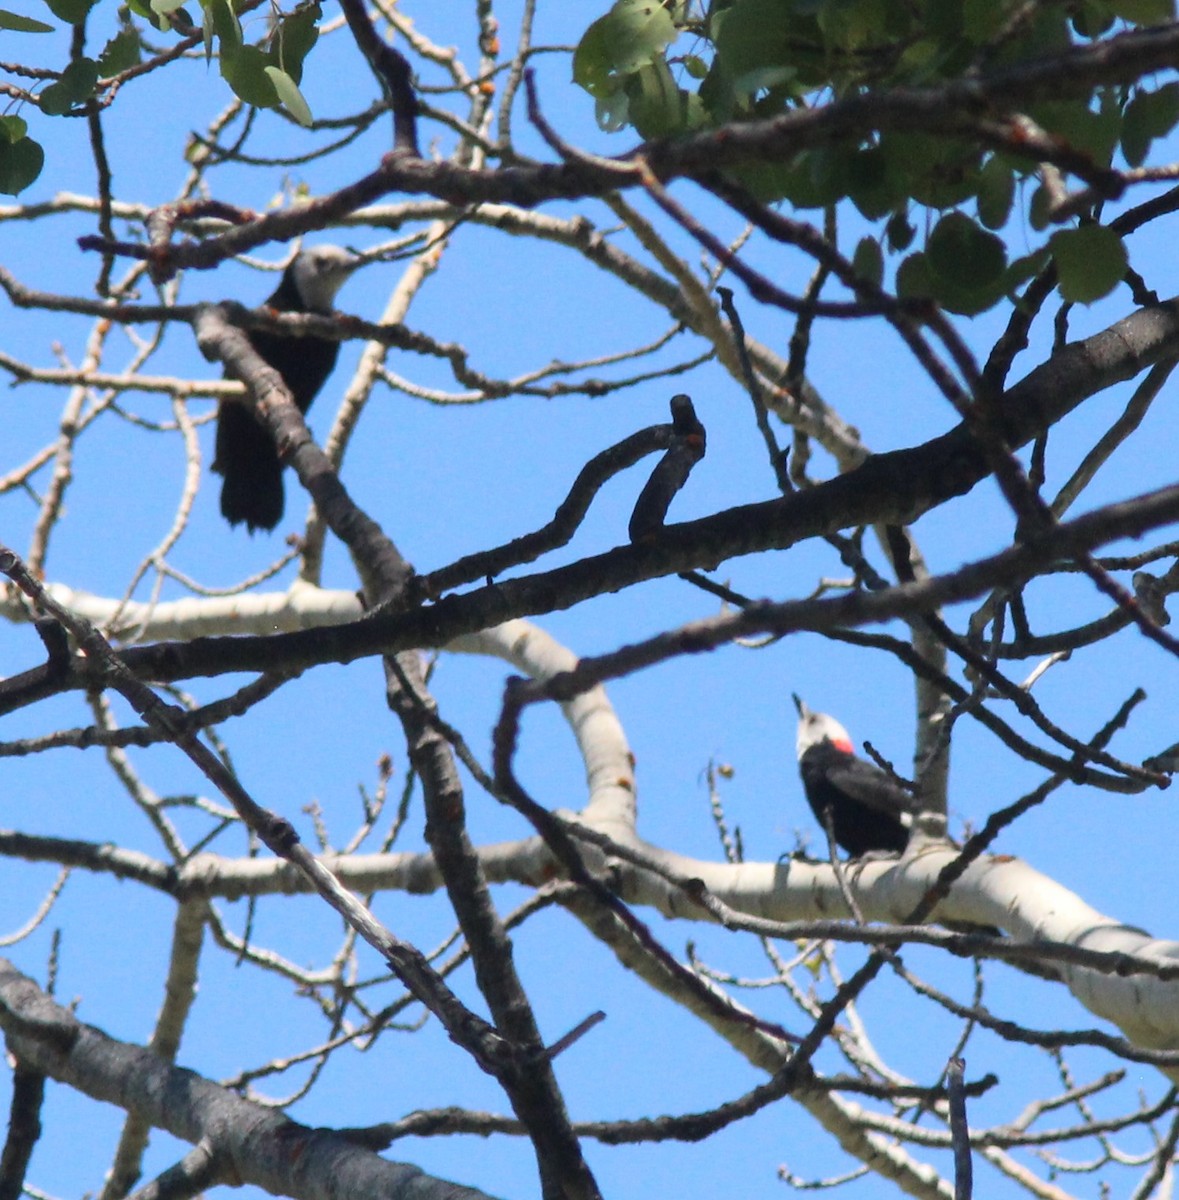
[
  {"left": 212, "top": 245, "right": 360, "bottom": 533},
  {"left": 793, "top": 694, "right": 916, "bottom": 857}
]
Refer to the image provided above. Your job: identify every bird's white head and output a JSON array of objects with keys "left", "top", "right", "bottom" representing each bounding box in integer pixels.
[
  {"left": 290, "top": 245, "right": 361, "bottom": 314},
  {"left": 792, "top": 694, "right": 855, "bottom": 758}
]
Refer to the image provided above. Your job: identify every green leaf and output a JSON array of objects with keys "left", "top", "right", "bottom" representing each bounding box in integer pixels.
[
  {"left": 221, "top": 44, "right": 278, "bottom": 107},
  {"left": 896, "top": 252, "right": 934, "bottom": 301},
  {"left": 573, "top": 0, "right": 677, "bottom": 98},
  {"left": 1004, "top": 248, "right": 1051, "bottom": 293},
  {"left": 43, "top": 0, "right": 95, "bottom": 23},
  {"left": 815, "top": 0, "right": 908, "bottom": 51},
  {"left": 1108, "top": 0, "right": 1174, "bottom": 22},
  {"left": 626, "top": 58, "right": 699, "bottom": 138},
  {"left": 271, "top": 0, "right": 320, "bottom": 85},
  {"left": 1030, "top": 96, "right": 1121, "bottom": 168},
  {"left": 201, "top": 0, "right": 241, "bottom": 58},
  {"left": 962, "top": 0, "right": 1006, "bottom": 41},
  {"left": 682, "top": 54, "right": 708, "bottom": 80},
  {"left": 1050, "top": 225, "right": 1126, "bottom": 304},
  {"left": 39, "top": 56, "right": 99, "bottom": 115},
  {"left": 852, "top": 236, "right": 883, "bottom": 288},
  {"left": 923, "top": 211, "right": 1007, "bottom": 315},
  {"left": 922, "top": 0, "right": 963, "bottom": 41},
  {"left": 846, "top": 146, "right": 898, "bottom": 221},
  {"left": 0, "top": 127, "right": 45, "bottom": 194},
  {"left": 0, "top": 9, "right": 54, "bottom": 31},
  {"left": 152, "top": 0, "right": 193, "bottom": 30},
  {"left": 0, "top": 115, "right": 27, "bottom": 141},
  {"left": 1070, "top": 0, "right": 1116, "bottom": 37},
  {"left": 99, "top": 27, "right": 142, "bottom": 75},
  {"left": 713, "top": 0, "right": 821, "bottom": 98},
  {"left": 594, "top": 89, "right": 630, "bottom": 132},
  {"left": 883, "top": 133, "right": 980, "bottom": 209},
  {"left": 126, "top": 0, "right": 168, "bottom": 30},
  {"left": 264, "top": 65, "right": 312, "bottom": 125},
  {"left": 1121, "top": 83, "right": 1179, "bottom": 168},
  {"left": 1028, "top": 185, "right": 1052, "bottom": 232},
  {"left": 932, "top": 276, "right": 1006, "bottom": 316},
  {"left": 886, "top": 209, "right": 915, "bottom": 252},
  {"left": 806, "top": 144, "right": 851, "bottom": 205},
  {"left": 976, "top": 156, "right": 1014, "bottom": 230},
  {"left": 734, "top": 155, "right": 814, "bottom": 205},
  {"left": 926, "top": 212, "right": 1006, "bottom": 289}
]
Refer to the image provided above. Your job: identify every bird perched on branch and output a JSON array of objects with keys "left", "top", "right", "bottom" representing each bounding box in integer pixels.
[
  {"left": 793, "top": 694, "right": 916, "bottom": 857},
  {"left": 213, "top": 245, "right": 360, "bottom": 533}
]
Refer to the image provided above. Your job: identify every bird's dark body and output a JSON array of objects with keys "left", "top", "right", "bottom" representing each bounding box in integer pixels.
[
  {"left": 793, "top": 698, "right": 1004, "bottom": 936},
  {"left": 798, "top": 742, "right": 912, "bottom": 856},
  {"left": 213, "top": 249, "right": 354, "bottom": 533}
]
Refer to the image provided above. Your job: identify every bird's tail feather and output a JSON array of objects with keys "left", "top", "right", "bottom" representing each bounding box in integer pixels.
[{"left": 213, "top": 403, "right": 285, "bottom": 534}]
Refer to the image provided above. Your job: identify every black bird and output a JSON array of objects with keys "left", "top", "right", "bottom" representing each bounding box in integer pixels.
[
  {"left": 213, "top": 245, "right": 359, "bottom": 532},
  {"left": 793, "top": 694, "right": 916, "bottom": 857}
]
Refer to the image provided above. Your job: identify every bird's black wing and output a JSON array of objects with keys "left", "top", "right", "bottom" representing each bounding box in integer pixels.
[{"left": 820, "top": 758, "right": 917, "bottom": 819}]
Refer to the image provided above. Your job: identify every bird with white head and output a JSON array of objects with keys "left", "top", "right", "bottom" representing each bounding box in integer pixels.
[
  {"left": 212, "top": 245, "right": 360, "bottom": 533},
  {"left": 793, "top": 694, "right": 916, "bottom": 857}
]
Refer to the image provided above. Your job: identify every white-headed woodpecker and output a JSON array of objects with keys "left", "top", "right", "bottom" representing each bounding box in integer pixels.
[{"left": 793, "top": 694, "right": 916, "bottom": 857}]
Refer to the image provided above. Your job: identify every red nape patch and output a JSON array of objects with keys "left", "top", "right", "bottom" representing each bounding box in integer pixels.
[{"left": 831, "top": 737, "right": 854, "bottom": 754}]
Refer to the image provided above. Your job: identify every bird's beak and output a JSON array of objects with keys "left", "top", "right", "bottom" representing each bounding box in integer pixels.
[
  {"left": 339, "top": 248, "right": 372, "bottom": 274},
  {"left": 792, "top": 693, "right": 808, "bottom": 717}
]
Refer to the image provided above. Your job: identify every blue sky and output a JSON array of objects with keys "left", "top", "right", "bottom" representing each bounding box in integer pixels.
[{"left": 2, "top": 2, "right": 1179, "bottom": 1198}]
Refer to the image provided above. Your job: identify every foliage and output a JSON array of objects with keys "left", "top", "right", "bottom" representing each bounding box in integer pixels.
[
  {"left": 3, "top": 1, "right": 1179, "bottom": 1199},
  {"left": 574, "top": 0, "right": 1179, "bottom": 311},
  {"left": 0, "top": 0, "right": 320, "bottom": 194}
]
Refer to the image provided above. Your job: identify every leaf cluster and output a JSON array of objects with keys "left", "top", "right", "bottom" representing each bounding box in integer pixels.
[
  {"left": 0, "top": 0, "right": 324, "bottom": 198},
  {"left": 573, "top": 0, "right": 1178, "bottom": 311},
  {"left": 194, "top": 0, "right": 320, "bottom": 126}
]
